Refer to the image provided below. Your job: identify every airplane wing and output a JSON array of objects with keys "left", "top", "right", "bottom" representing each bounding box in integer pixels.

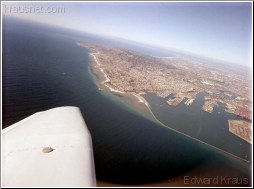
[{"left": 2, "top": 107, "right": 96, "bottom": 187}]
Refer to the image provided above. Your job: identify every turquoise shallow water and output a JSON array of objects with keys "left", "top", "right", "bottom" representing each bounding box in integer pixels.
[{"left": 3, "top": 17, "right": 251, "bottom": 185}]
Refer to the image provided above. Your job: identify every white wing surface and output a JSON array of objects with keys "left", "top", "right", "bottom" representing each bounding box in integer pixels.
[{"left": 2, "top": 107, "right": 96, "bottom": 187}]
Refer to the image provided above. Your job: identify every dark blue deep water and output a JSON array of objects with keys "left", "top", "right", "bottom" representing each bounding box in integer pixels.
[{"left": 2, "top": 17, "right": 251, "bottom": 186}]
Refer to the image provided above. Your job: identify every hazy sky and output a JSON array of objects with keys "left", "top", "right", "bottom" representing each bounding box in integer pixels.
[{"left": 3, "top": 2, "right": 253, "bottom": 66}]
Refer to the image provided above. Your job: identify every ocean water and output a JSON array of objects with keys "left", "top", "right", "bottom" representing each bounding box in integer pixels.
[
  {"left": 2, "top": 17, "right": 251, "bottom": 185},
  {"left": 145, "top": 93, "right": 251, "bottom": 162}
]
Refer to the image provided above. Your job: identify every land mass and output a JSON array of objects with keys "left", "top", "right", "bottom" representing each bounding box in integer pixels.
[
  {"left": 228, "top": 120, "right": 252, "bottom": 144},
  {"left": 78, "top": 42, "right": 251, "bottom": 121},
  {"left": 78, "top": 41, "right": 252, "bottom": 145}
]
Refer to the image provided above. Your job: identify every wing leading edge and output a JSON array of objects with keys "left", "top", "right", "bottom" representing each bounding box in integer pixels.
[{"left": 2, "top": 106, "right": 96, "bottom": 187}]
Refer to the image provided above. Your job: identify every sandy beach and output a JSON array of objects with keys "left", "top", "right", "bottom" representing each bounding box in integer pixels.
[
  {"left": 90, "top": 51, "right": 250, "bottom": 163},
  {"left": 91, "top": 52, "right": 150, "bottom": 106},
  {"left": 132, "top": 93, "right": 150, "bottom": 107}
]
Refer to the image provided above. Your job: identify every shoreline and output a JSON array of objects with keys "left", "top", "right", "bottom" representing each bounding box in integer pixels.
[
  {"left": 89, "top": 52, "right": 249, "bottom": 164},
  {"left": 91, "top": 52, "right": 150, "bottom": 106}
]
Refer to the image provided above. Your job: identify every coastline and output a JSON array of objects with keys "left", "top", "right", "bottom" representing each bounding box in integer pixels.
[
  {"left": 88, "top": 50, "right": 249, "bottom": 164},
  {"left": 91, "top": 52, "right": 149, "bottom": 105}
]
